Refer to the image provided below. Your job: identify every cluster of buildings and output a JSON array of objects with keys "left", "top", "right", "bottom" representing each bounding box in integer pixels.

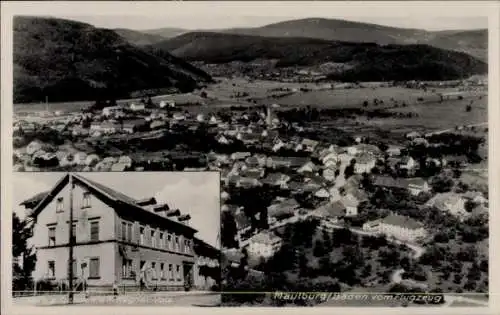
[
  {"left": 14, "top": 98, "right": 488, "bottom": 273},
  {"left": 215, "top": 110, "right": 488, "bottom": 262}
]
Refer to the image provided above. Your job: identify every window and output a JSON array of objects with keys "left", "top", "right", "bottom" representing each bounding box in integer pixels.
[
  {"left": 159, "top": 232, "right": 164, "bottom": 248},
  {"left": 160, "top": 263, "right": 165, "bottom": 279},
  {"left": 140, "top": 226, "right": 145, "bottom": 245},
  {"left": 89, "top": 258, "right": 100, "bottom": 278},
  {"left": 185, "top": 240, "right": 191, "bottom": 253},
  {"left": 90, "top": 221, "right": 99, "bottom": 242},
  {"left": 127, "top": 223, "right": 133, "bottom": 242},
  {"left": 168, "top": 264, "right": 173, "bottom": 280},
  {"left": 122, "top": 259, "right": 132, "bottom": 278},
  {"left": 175, "top": 236, "right": 179, "bottom": 251},
  {"left": 140, "top": 260, "right": 146, "bottom": 272},
  {"left": 48, "top": 227, "right": 56, "bottom": 246},
  {"left": 121, "top": 222, "right": 127, "bottom": 241},
  {"left": 82, "top": 192, "right": 91, "bottom": 208},
  {"left": 48, "top": 261, "right": 55, "bottom": 278},
  {"left": 176, "top": 265, "right": 181, "bottom": 281},
  {"left": 71, "top": 223, "right": 77, "bottom": 243},
  {"left": 151, "top": 262, "right": 157, "bottom": 279},
  {"left": 151, "top": 230, "right": 156, "bottom": 247},
  {"left": 56, "top": 197, "right": 64, "bottom": 213},
  {"left": 167, "top": 234, "right": 172, "bottom": 249}
]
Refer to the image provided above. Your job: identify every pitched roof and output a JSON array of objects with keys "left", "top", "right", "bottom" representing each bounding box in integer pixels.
[
  {"left": 342, "top": 194, "right": 361, "bottom": 207},
  {"left": 268, "top": 198, "right": 300, "bottom": 217},
  {"left": 301, "top": 138, "right": 319, "bottom": 147},
  {"left": 223, "top": 248, "right": 244, "bottom": 264},
  {"left": 314, "top": 201, "right": 346, "bottom": 218},
  {"left": 356, "top": 153, "right": 376, "bottom": 164},
  {"left": 250, "top": 231, "right": 282, "bottom": 245},
  {"left": 240, "top": 168, "right": 263, "bottom": 179},
  {"left": 111, "top": 163, "right": 128, "bottom": 172},
  {"left": 381, "top": 214, "right": 424, "bottom": 230},
  {"left": 406, "top": 178, "right": 427, "bottom": 187},
  {"left": 354, "top": 144, "right": 380, "bottom": 153},
  {"left": 122, "top": 119, "right": 147, "bottom": 127},
  {"left": 262, "top": 172, "right": 289, "bottom": 185},
  {"left": 30, "top": 173, "right": 197, "bottom": 234},
  {"left": 426, "top": 193, "right": 465, "bottom": 210},
  {"left": 374, "top": 176, "right": 408, "bottom": 189},
  {"left": 234, "top": 212, "right": 251, "bottom": 230},
  {"left": 20, "top": 191, "right": 49, "bottom": 207}
]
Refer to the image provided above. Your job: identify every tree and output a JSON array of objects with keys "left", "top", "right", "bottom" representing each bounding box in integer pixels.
[
  {"left": 12, "top": 213, "right": 37, "bottom": 291},
  {"left": 453, "top": 273, "right": 463, "bottom": 285},
  {"left": 322, "top": 231, "right": 332, "bottom": 250},
  {"left": 464, "top": 200, "right": 476, "bottom": 213},
  {"left": 221, "top": 211, "right": 239, "bottom": 249},
  {"left": 430, "top": 174, "right": 454, "bottom": 193},
  {"left": 466, "top": 105, "right": 472, "bottom": 112},
  {"left": 313, "top": 240, "right": 325, "bottom": 257},
  {"left": 344, "top": 164, "right": 355, "bottom": 180}
]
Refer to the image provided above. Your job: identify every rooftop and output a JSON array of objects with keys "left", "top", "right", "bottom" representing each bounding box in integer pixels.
[
  {"left": 250, "top": 231, "right": 282, "bottom": 245},
  {"left": 381, "top": 214, "right": 424, "bottom": 230}
]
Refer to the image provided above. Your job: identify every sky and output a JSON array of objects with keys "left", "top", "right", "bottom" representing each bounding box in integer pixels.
[
  {"left": 12, "top": 172, "right": 220, "bottom": 248},
  {"left": 5, "top": 2, "right": 489, "bottom": 31}
]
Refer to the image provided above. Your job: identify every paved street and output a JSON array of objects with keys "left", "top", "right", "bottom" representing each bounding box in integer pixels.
[{"left": 13, "top": 291, "right": 221, "bottom": 306}]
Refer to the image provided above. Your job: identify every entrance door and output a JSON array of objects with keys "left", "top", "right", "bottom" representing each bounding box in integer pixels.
[{"left": 182, "top": 263, "right": 194, "bottom": 291}]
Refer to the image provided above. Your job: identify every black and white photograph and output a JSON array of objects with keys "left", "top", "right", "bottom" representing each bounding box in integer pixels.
[
  {"left": 1, "top": 0, "right": 498, "bottom": 312},
  {"left": 11, "top": 172, "right": 221, "bottom": 306}
]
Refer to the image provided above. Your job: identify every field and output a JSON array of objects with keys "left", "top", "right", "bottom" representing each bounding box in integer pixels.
[
  {"left": 14, "top": 77, "right": 488, "bottom": 140},
  {"left": 263, "top": 87, "right": 442, "bottom": 108}
]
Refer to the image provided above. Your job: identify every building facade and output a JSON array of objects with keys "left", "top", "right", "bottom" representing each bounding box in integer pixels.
[
  {"left": 362, "top": 214, "right": 427, "bottom": 243},
  {"left": 22, "top": 173, "right": 219, "bottom": 291},
  {"left": 246, "top": 232, "right": 283, "bottom": 259}
]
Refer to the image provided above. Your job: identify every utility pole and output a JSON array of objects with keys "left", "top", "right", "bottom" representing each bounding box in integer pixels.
[{"left": 68, "top": 173, "right": 75, "bottom": 304}]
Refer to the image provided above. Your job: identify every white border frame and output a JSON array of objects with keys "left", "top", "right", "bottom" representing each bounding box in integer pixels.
[{"left": 1, "top": 1, "right": 499, "bottom": 315}]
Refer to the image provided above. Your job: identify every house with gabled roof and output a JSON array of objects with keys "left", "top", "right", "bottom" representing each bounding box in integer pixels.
[
  {"left": 354, "top": 153, "right": 377, "bottom": 174},
  {"left": 247, "top": 232, "right": 283, "bottom": 259},
  {"left": 20, "top": 173, "right": 212, "bottom": 291},
  {"left": 312, "top": 201, "right": 346, "bottom": 232},
  {"left": 261, "top": 173, "right": 291, "bottom": 188}
]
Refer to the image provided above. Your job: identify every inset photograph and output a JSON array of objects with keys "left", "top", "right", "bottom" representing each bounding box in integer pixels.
[{"left": 12, "top": 172, "right": 221, "bottom": 306}]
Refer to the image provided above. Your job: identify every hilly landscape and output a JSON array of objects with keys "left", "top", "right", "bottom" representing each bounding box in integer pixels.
[
  {"left": 14, "top": 16, "right": 212, "bottom": 103},
  {"left": 113, "top": 28, "right": 168, "bottom": 46},
  {"left": 132, "top": 18, "right": 487, "bottom": 62},
  {"left": 148, "top": 31, "right": 487, "bottom": 82}
]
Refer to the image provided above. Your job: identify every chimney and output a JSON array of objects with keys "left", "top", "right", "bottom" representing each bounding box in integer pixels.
[
  {"left": 166, "top": 209, "right": 181, "bottom": 220},
  {"left": 178, "top": 214, "right": 191, "bottom": 226},
  {"left": 153, "top": 203, "right": 170, "bottom": 216}
]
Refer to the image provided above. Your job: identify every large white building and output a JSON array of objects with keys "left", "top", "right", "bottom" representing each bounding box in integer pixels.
[
  {"left": 246, "top": 232, "right": 283, "bottom": 259},
  {"left": 362, "top": 214, "right": 427, "bottom": 243}
]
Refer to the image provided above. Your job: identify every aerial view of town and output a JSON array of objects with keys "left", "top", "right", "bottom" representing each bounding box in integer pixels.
[{"left": 11, "top": 6, "right": 489, "bottom": 308}]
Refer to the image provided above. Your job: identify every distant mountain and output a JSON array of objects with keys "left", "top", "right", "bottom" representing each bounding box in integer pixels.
[
  {"left": 218, "top": 18, "right": 487, "bottom": 61},
  {"left": 150, "top": 31, "right": 487, "bottom": 82},
  {"left": 113, "top": 28, "right": 167, "bottom": 46},
  {"left": 421, "top": 29, "right": 488, "bottom": 62},
  {"left": 141, "top": 18, "right": 487, "bottom": 62},
  {"left": 129, "top": 19, "right": 487, "bottom": 61},
  {"left": 222, "top": 18, "right": 427, "bottom": 44},
  {"left": 14, "top": 16, "right": 212, "bottom": 103},
  {"left": 141, "top": 27, "right": 188, "bottom": 39}
]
